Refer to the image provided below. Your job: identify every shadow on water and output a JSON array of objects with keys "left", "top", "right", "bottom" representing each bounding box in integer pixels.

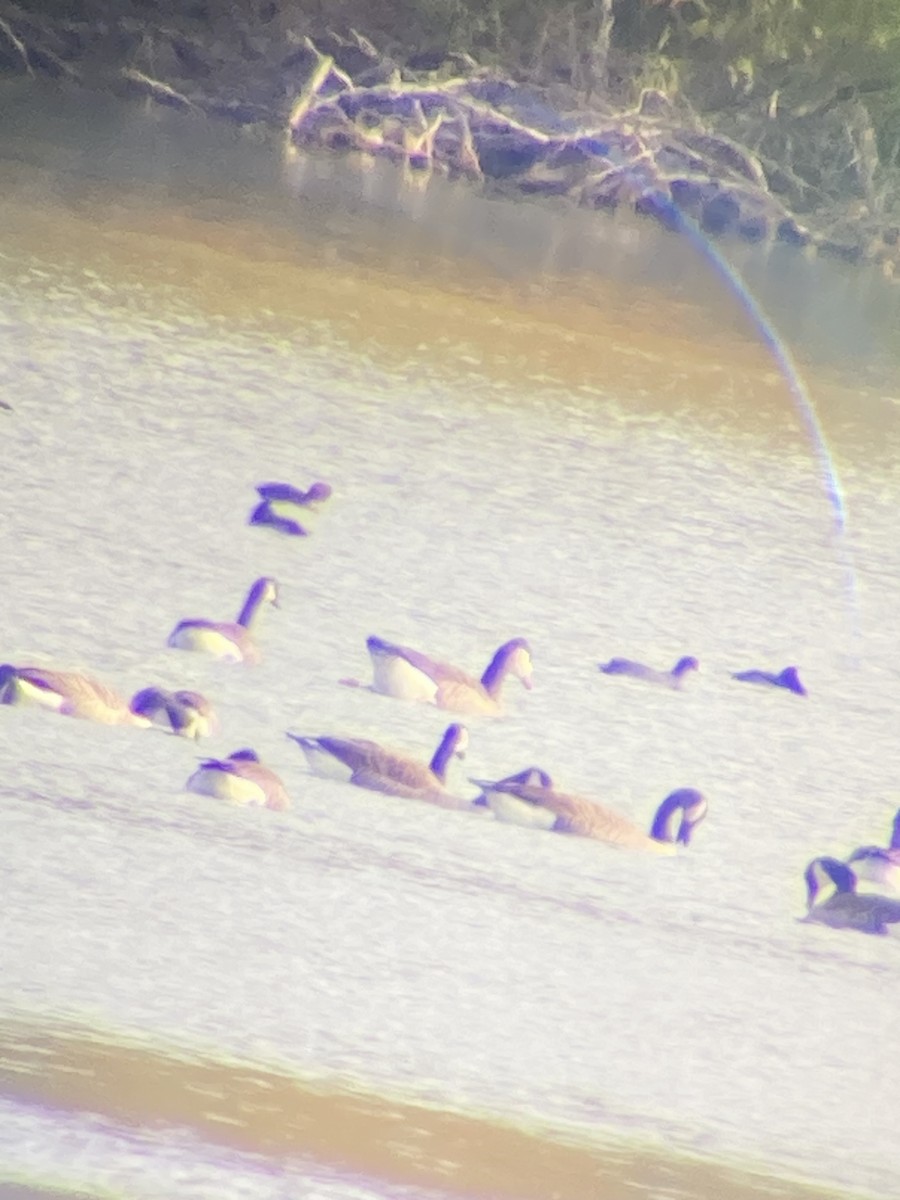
[{"left": 0, "top": 1015, "right": 866, "bottom": 1200}]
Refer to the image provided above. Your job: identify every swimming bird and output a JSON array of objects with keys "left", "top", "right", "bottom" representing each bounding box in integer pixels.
[
  {"left": 469, "top": 777, "right": 707, "bottom": 853},
  {"left": 0, "top": 663, "right": 152, "bottom": 727},
  {"left": 129, "top": 687, "right": 217, "bottom": 739},
  {"left": 846, "top": 807, "right": 900, "bottom": 893},
  {"left": 185, "top": 748, "right": 290, "bottom": 810},
  {"left": 731, "top": 666, "right": 806, "bottom": 695},
  {"left": 471, "top": 766, "right": 554, "bottom": 807},
  {"left": 362, "top": 635, "right": 533, "bottom": 715},
  {"left": 598, "top": 655, "right": 699, "bottom": 689},
  {"left": 167, "top": 576, "right": 279, "bottom": 664},
  {"left": 287, "top": 722, "right": 470, "bottom": 808},
  {"left": 802, "top": 856, "right": 900, "bottom": 934},
  {"left": 249, "top": 480, "right": 332, "bottom": 536}
]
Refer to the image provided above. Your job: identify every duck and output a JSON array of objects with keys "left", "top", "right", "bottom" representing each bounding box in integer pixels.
[
  {"left": 802, "top": 856, "right": 900, "bottom": 934},
  {"left": 731, "top": 666, "right": 806, "bottom": 695},
  {"left": 286, "top": 722, "right": 470, "bottom": 808},
  {"left": 249, "top": 480, "right": 332, "bottom": 536},
  {"left": 0, "top": 663, "right": 152, "bottom": 727},
  {"left": 129, "top": 687, "right": 217, "bottom": 740},
  {"left": 362, "top": 635, "right": 533, "bottom": 715},
  {"left": 469, "top": 776, "right": 707, "bottom": 853},
  {"left": 845, "top": 807, "right": 900, "bottom": 893},
  {"left": 598, "top": 655, "right": 699, "bottom": 689},
  {"left": 167, "top": 576, "right": 279, "bottom": 664},
  {"left": 185, "top": 748, "right": 290, "bottom": 811}
]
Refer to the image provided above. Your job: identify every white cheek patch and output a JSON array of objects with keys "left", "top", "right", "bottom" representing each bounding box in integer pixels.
[{"left": 371, "top": 654, "right": 438, "bottom": 702}]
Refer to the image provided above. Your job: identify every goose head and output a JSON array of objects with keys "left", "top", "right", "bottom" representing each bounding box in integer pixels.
[
  {"left": 237, "top": 576, "right": 280, "bottom": 626},
  {"left": 673, "top": 656, "right": 700, "bottom": 678},
  {"left": 649, "top": 788, "right": 708, "bottom": 845},
  {"left": 484, "top": 638, "right": 533, "bottom": 692},
  {"left": 804, "top": 856, "right": 855, "bottom": 910},
  {"left": 777, "top": 667, "right": 807, "bottom": 695}
]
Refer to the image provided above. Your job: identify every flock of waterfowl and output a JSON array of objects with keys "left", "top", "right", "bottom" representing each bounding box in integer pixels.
[{"left": 2, "top": 475, "right": 897, "bottom": 935}]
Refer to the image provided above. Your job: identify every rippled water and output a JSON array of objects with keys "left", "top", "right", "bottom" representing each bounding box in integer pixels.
[{"left": 1, "top": 78, "right": 899, "bottom": 1200}]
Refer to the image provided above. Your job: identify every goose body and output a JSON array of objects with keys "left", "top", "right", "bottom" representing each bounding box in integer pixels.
[
  {"left": 287, "top": 722, "right": 470, "bottom": 807},
  {"left": 129, "top": 687, "right": 217, "bottom": 739},
  {"left": 471, "top": 777, "right": 707, "bottom": 853},
  {"left": 186, "top": 748, "right": 290, "bottom": 810},
  {"left": 168, "top": 577, "right": 279, "bottom": 664},
  {"left": 599, "top": 655, "right": 699, "bottom": 689},
  {"left": 731, "top": 666, "right": 806, "bottom": 695},
  {"left": 0, "top": 664, "right": 151, "bottom": 727},
  {"left": 846, "top": 807, "right": 900, "bottom": 893},
  {"left": 365, "top": 635, "right": 533, "bottom": 715},
  {"left": 802, "top": 856, "right": 900, "bottom": 934}
]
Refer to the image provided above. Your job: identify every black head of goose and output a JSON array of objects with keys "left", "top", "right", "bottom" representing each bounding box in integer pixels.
[
  {"left": 598, "top": 655, "right": 699, "bottom": 689},
  {"left": 167, "top": 576, "right": 280, "bottom": 664},
  {"left": 364, "top": 635, "right": 533, "bottom": 715}
]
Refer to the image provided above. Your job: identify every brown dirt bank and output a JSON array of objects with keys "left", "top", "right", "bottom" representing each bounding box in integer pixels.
[{"left": 1, "top": 0, "right": 897, "bottom": 277}]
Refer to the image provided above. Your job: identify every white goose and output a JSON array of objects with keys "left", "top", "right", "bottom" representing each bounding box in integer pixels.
[{"left": 167, "top": 576, "right": 279, "bottom": 664}]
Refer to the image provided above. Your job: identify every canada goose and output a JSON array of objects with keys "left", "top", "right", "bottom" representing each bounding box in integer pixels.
[
  {"left": 731, "top": 666, "right": 806, "bottom": 695},
  {"left": 249, "top": 480, "right": 332, "bottom": 535},
  {"left": 363, "top": 635, "right": 533, "bottom": 715},
  {"left": 0, "top": 663, "right": 151, "bottom": 727},
  {"left": 248, "top": 500, "right": 308, "bottom": 537},
  {"left": 185, "top": 748, "right": 290, "bottom": 811},
  {"left": 256, "top": 480, "right": 332, "bottom": 506},
  {"left": 286, "top": 722, "right": 470, "bottom": 808},
  {"left": 469, "top": 777, "right": 707, "bottom": 853},
  {"left": 167, "top": 576, "right": 279, "bottom": 664},
  {"left": 598, "top": 655, "right": 699, "bottom": 688},
  {"left": 846, "top": 807, "right": 900, "bottom": 893},
  {"left": 802, "top": 856, "right": 900, "bottom": 934},
  {"left": 471, "top": 766, "right": 553, "bottom": 808},
  {"left": 129, "top": 687, "right": 217, "bottom": 739}
]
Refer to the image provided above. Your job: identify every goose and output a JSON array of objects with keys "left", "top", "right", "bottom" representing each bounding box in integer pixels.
[
  {"left": 0, "top": 663, "right": 151, "bottom": 727},
  {"left": 469, "top": 777, "right": 707, "bottom": 853},
  {"left": 249, "top": 480, "right": 332, "bottom": 536},
  {"left": 846, "top": 807, "right": 900, "bottom": 893},
  {"left": 185, "top": 748, "right": 290, "bottom": 811},
  {"left": 731, "top": 666, "right": 806, "bottom": 695},
  {"left": 471, "top": 766, "right": 553, "bottom": 808},
  {"left": 802, "top": 856, "right": 900, "bottom": 934},
  {"left": 129, "top": 687, "right": 217, "bottom": 739},
  {"left": 167, "top": 576, "right": 279, "bottom": 664},
  {"left": 362, "top": 635, "right": 533, "bottom": 715},
  {"left": 598, "top": 655, "right": 699, "bottom": 689},
  {"left": 286, "top": 722, "right": 470, "bottom": 808}
]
